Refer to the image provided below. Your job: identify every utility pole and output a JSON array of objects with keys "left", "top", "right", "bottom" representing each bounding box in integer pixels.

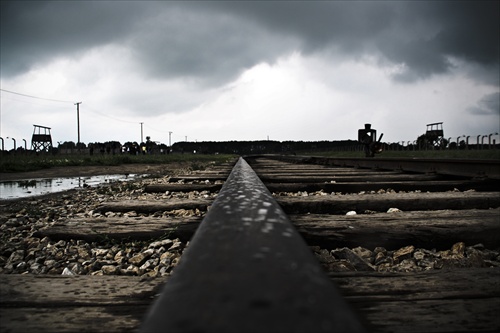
[
  {"left": 140, "top": 122, "right": 144, "bottom": 143},
  {"left": 75, "top": 102, "right": 82, "bottom": 145},
  {"left": 169, "top": 131, "right": 173, "bottom": 147}
]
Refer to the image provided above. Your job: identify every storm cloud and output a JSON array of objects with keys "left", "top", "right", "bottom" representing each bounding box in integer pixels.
[
  {"left": 0, "top": 1, "right": 498, "bottom": 145},
  {"left": 468, "top": 92, "right": 500, "bottom": 116},
  {"left": 2, "top": 1, "right": 498, "bottom": 85}
]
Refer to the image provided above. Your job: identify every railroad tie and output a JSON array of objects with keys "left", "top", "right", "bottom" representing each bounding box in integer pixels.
[{"left": 139, "top": 157, "right": 367, "bottom": 333}]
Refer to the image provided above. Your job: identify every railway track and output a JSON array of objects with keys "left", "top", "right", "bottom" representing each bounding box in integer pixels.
[{"left": 1, "top": 155, "right": 499, "bottom": 332}]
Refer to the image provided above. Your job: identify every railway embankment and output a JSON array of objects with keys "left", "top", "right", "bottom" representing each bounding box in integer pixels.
[{"left": 1, "top": 156, "right": 499, "bottom": 332}]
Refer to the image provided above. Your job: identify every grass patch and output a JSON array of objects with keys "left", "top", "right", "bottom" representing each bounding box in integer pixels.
[
  {"left": 1, "top": 149, "right": 497, "bottom": 173},
  {"left": 0, "top": 153, "right": 237, "bottom": 173}
]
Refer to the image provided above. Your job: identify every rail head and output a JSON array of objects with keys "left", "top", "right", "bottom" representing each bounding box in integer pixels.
[{"left": 139, "top": 157, "right": 366, "bottom": 333}]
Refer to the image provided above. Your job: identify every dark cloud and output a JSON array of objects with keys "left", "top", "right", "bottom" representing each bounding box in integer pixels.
[
  {"left": 200, "top": 1, "right": 396, "bottom": 52},
  {"left": 468, "top": 92, "right": 500, "bottom": 115},
  {"left": 210, "top": 1, "right": 499, "bottom": 83},
  {"left": 1, "top": 1, "right": 498, "bottom": 86},
  {"left": 0, "top": 1, "right": 151, "bottom": 76},
  {"left": 126, "top": 4, "right": 298, "bottom": 86},
  {"left": 432, "top": 2, "right": 499, "bottom": 65},
  {"left": 386, "top": 2, "right": 499, "bottom": 82}
]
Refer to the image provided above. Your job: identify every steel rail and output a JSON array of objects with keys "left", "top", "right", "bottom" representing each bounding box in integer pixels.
[
  {"left": 139, "top": 157, "right": 366, "bottom": 333},
  {"left": 259, "top": 155, "right": 500, "bottom": 180}
]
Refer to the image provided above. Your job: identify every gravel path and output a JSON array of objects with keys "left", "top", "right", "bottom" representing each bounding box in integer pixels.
[
  {"left": 0, "top": 164, "right": 209, "bottom": 276},
  {"left": 1, "top": 164, "right": 499, "bottom": 277}
]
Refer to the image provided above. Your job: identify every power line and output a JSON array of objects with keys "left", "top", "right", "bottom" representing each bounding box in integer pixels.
[
  {"left": 84, "top": 106, "right": 138, "bottom": 124},
  {"left": 145, "top": 123, "right": 170, "bottom": 133},
  {"left": 0, "top": 94, "right": 70, "bottom": 108},
  {"left": 0, "top": 88, "right": 74, "bottom": 103},
  {"left": 1, "top": 89, "right": 170, "bottom": 139}
]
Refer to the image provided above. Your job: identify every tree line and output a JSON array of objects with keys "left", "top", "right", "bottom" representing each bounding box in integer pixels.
[{"left": 54, "top": 139, "right": 360, "bottom": 155}]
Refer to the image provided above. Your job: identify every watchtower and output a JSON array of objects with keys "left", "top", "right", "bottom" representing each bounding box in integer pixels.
[
  {"left": 425, "top": 122, "right": 444, "bottom": 148},
  {"left": 31, "top": 125, "right": 53, "bottom": 152}
]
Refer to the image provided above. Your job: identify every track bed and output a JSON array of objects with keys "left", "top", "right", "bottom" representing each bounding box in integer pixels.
[{"left": 1, "top": 156, "right": 499, "bottom": 332}]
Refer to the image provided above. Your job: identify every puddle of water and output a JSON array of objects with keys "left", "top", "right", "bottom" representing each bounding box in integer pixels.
[{"left": 0, "top": 174, "right": 143, "bottom": 200}]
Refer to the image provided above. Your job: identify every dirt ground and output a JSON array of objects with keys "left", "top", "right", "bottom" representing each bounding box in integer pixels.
[{"left": 0, "top": 164, "right": 184, "bottom": 182}]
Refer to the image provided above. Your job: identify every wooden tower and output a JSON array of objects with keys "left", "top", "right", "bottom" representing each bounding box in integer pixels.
[{"left": 31, "top": 124, "right": 53, "bottom": 152}]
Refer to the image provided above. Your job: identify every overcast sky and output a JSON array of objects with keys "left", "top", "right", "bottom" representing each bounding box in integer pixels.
[{"left": 1, "top": 1, "right": 499, "bottom": 149}]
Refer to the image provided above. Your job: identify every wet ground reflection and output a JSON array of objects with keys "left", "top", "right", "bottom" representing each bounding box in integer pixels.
[{"left": 0, "top": 174, "right": 142, "bottom": 199}]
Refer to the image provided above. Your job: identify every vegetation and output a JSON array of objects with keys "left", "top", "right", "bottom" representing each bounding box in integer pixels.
[
  {"left": 2, "top": 148, "right": 498, "bottom": 174},
  {"left": 0, "top": 153, "right": 237, "bottom": 173},
  {"left": 1, "top": 137, "right": 498, "bottom": 174}
]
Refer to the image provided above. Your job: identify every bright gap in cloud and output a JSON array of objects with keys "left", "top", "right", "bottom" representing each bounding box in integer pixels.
[
  {"left": 1, "top": 49, "right": 498, "bottom": 147},
  {"left": 168, "top": 52, "right": 498, "bottom": 144}
]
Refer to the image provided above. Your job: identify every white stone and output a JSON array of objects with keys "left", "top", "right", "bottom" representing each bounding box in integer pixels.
[
  {"left": 62, "top": 267, "right": 76, "bottom": 275},
  {"left": 148, "top": 239, "right": 173, "bottom": 249}
]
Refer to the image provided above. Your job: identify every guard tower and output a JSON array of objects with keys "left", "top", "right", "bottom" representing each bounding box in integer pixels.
[
  {"left": 425, "top": 122, "right": 444, "bottom": 148},
  {"left": 31, "top": 125, "right": 53, "bottom": 152}
]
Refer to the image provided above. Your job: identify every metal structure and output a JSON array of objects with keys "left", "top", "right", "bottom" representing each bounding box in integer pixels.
[
  {"left": 75, "top": 102, "right": 82, "bottom": 145},
  {"left": 425, "top": 122, "right": 445, "bottom": 148},
  {"left": 31, "top": 125, "right": 53, "bottom": 152},
  {"left": 140, "top": 157, "right": 366, "bottom": 333},
  {"left": 358, "top": 123, "right": 384, "bottom": 157}
]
